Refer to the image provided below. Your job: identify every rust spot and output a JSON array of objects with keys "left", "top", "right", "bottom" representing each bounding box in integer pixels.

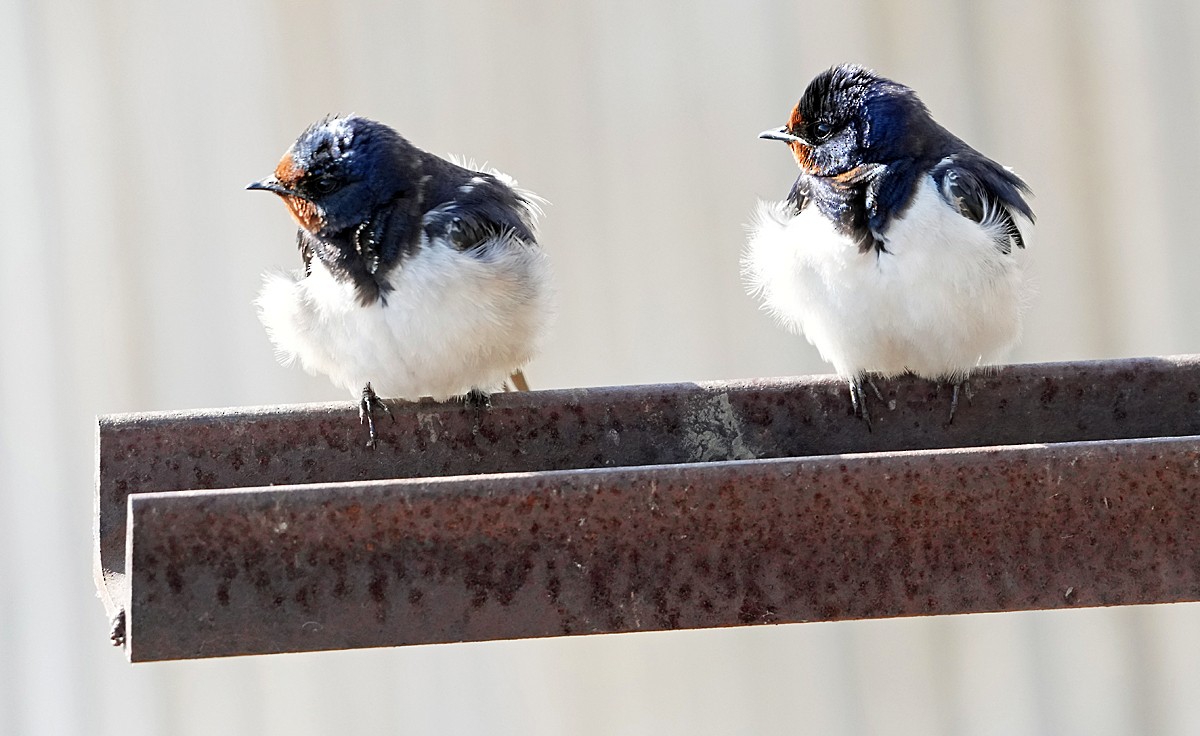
[
  {"left": 166, "top": 566, "right": 183, "bottom": 595},
  {"left": 1041, "top": 380, "right": 1059, "bottom": 405},
  {"left": 368, "top": 574, "right": 387, "bottom": 604}
]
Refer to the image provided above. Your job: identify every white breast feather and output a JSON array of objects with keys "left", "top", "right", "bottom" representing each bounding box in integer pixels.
[
  {"left": 743, "top": 176, "right": 1027, "bottom": 380},
  {"left": 257, "top": 233, "right": 552, "bottom": 400}
]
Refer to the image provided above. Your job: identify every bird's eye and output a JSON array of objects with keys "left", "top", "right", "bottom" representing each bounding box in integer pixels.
[
  {"left": 811, "top": 121, "right": 836, "bottom": 142},
  {"left": 310, "top": 175, "right": 340, "bottom": 195}
]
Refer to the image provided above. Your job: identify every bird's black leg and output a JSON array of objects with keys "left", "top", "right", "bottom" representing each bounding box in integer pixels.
[
  {"left": 359, "top": 382, "right": 393, "bottom": 448},
  {"left": 848, "top": 375, "right": 872, "bottom": 429},
  {"left": 464, "top": 388, "right": 492, "bottom": 409},
  {"left": 947, "top": 378, "right": 970, "bottom": 425}
]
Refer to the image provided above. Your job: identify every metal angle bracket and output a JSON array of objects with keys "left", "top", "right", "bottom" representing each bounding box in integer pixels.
[{"left": 94, "top": 356, "right": 1200, "bottom": 661}]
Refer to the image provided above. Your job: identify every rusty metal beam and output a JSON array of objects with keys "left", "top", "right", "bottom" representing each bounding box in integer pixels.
[
  {"left": 126, "top": 437, "right": 1200, "bottom": 660},
  {"left": 95, "top": 356, "right": 1200, "bottom": 661}
]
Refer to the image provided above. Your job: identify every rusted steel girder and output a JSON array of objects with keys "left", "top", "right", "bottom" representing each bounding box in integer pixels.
[{"left": 95, "top": 356, "right": 1200, "bottom": 661}]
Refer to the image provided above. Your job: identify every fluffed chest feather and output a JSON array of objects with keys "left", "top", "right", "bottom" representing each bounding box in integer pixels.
[
  {"left": 257, "top": 234, "right": 551, "bottom": 399},
  {"left": 744, "top": 177, "right": 1027, "bottom": 379}
]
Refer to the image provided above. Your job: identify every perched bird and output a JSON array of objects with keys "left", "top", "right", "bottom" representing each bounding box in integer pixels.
[
  {"left": 249, "top": 115, "right": 552, "bottom": 445},
  {"left": 743, "top": 64, "right": 1034, "bottom": 425}
]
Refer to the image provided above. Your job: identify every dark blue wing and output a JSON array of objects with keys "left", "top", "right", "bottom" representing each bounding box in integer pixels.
[
  {"left": 931, "top": 155, "right": 1033, "bottom": 254},
  {"left": 422, "top": 174, "right": 537, "bottom": 251}
]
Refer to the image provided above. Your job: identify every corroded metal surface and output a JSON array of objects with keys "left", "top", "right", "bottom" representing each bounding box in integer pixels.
[
  {"left": 126, "top": 436, "right": 1200, "bottom": 661},
  {"left": 94, "top": 355, "right": 1200, "bottom": 659}
]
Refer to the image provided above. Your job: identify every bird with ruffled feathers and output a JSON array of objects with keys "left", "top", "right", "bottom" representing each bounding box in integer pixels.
[
  {"left": 250, "top": 115, "right": 552, "bottom": 446},
  {"left": 745, "top": 64, "right": 1034, "bottom": 425}
]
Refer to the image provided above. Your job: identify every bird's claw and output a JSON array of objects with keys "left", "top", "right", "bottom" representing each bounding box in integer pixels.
[
  {"left": 359, "top": 382, "right": 393, "bottom": 448},
  {"left": 947, "top": 378, "right": 970, "bottom": 425},
  {"left": 847, "top": 376, "right": 886, "bottom": 429}
]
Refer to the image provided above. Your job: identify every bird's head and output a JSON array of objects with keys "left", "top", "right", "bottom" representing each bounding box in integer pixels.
[
  {"left": 760, "top": 64, "right": 934, "bottom": 180},
  {"left": 248, "top": 115, "right": 414, "bottom": 236}
]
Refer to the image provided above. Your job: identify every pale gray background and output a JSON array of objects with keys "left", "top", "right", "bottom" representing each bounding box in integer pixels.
[{"left": 4, "top": 1, "right": 1200, "bottom": 734}]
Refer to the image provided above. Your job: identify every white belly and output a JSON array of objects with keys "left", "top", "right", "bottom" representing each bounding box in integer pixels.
[
  {"left": 743, "top": 177, "right": 1027, "bottom": 380},
  {"left": 257, "top": 235, "right": 552, "bottom": 400}
]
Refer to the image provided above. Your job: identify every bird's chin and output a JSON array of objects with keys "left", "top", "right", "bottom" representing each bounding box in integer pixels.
[
  {"left": 788, "top": 142, "right": 812, "bottom": 169},
  {"left": 283, "top": 195, "right": 325, "bottom": 233}
]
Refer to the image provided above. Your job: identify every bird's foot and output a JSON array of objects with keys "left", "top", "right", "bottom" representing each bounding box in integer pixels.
[
  {"left": 359, "top": 382, "right": 393, "bottom": 448},
  {"left": 848, "top": 375, "right": 882, "bottom": 429},
  {"left": 464, "top": 388, "right": 492, "bottom": 409}
]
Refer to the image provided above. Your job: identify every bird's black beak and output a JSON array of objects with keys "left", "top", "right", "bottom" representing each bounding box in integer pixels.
[
  {"left": 759, "top": 127, "right": 802, "bottom": 143},
  {"left": 246, "top": 176, "right": 294, "bottom": 196}
]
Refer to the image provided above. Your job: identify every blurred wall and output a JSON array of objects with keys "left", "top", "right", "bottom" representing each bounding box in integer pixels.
[{"left": 4, "top": 1, "right": 1200, "bottom": 734}]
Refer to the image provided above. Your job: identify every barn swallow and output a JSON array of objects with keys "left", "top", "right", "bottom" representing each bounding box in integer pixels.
[
  {"left": 744, "top": 64, "right": 1033, "bottom": 425},
  {"left": 250, "top": 115, "right": 552, "bottom": 446}
]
